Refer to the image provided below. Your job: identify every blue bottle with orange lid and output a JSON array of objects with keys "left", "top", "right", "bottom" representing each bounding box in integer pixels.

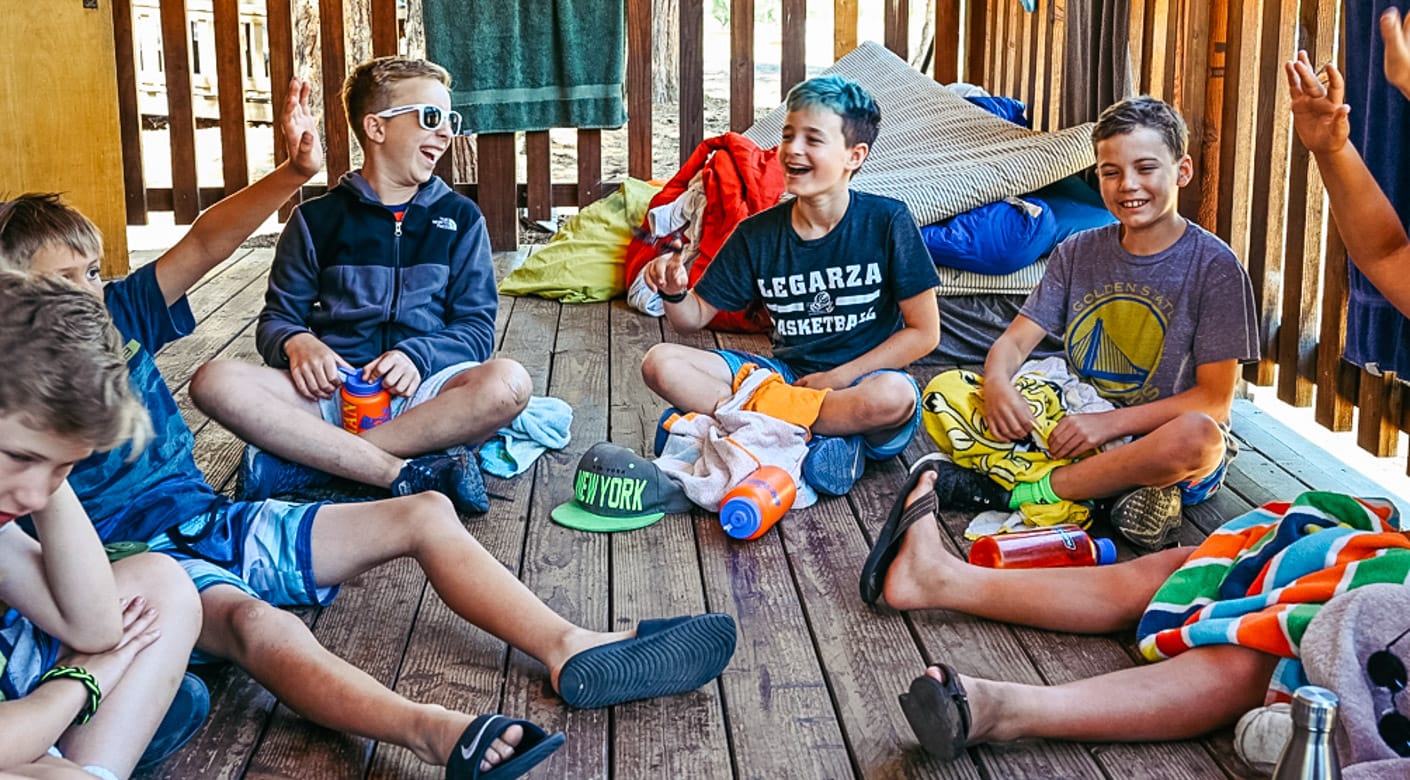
[
  {"left": 720, "top": 466, "right": 797, "bottom": 540},
  {"left": 338, "top": 367, "right": 391, "bottom": 433}
]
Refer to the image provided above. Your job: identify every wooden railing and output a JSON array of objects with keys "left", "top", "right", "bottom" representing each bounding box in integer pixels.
[{"left": 112, "top": 0, "right": 1409, "bottom": 471}]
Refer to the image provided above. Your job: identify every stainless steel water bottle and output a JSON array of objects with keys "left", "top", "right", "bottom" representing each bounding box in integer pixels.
[{"left": 1271, "top": 685, "right": 1342, "bottom": 780}]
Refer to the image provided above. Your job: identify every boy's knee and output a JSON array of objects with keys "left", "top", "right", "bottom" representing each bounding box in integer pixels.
[
  {"left": 484, "top": 358, "right": 532, "bottom": 411},
  {"left": 641, "top": 343, "right": 681, "bottom": 390},
  {"left": 219, "top": 597, "right": 307, "bottom": 659},
  {"left": 1166, "top": 412, "right": 1225, "bottom": 473},
  {"left": 115, "top": 553, "right": 200, "bottom": 612},
  {"left": 189, "top": 359, "right": 239, "bottom": 410},
  {"left": 856, "top": 372, "right": 918, "bottom": 427}
]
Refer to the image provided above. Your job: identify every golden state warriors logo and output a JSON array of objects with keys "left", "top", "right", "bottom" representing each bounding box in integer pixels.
[{"left": 1065, "top": 294, "right": 1166, "bottom": 402}]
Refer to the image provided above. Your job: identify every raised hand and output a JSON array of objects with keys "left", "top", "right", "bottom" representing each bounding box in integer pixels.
[
  {"left": 282, "top": 77, "right": 324, "bottom": 178},
  {"left": 1286, "top": 50, "right": 1351, "bottom": 156},
  {"left": 642, "top": 242, "right": 689, "bottom": 298},
  {"left": 1384, "top": 8, "right": 1410, "bottom": 100}
]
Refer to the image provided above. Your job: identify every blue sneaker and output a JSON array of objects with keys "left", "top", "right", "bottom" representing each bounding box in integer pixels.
[
  {"left": 136, "top": 672, "right": 210, "bottom": 770},
  {"left": 802, "top": 434, "right": 865, "bottom": 496},
  {"left": 653, "top": 406, "right": 684, "bottom": 457},
  {"left": 237, "top": 444, "right": 331, "bottom": 501},
  {"left": 392, "top": 445, "right": 489, "bottom": 515}
]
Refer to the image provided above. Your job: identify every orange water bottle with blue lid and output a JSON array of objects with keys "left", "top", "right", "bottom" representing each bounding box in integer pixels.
[
  {"left": 720, "top": 466, "right": 796, "bottom": 540},
  {"left": 338, "top": 366, "right": 391, "bottom": 433}
]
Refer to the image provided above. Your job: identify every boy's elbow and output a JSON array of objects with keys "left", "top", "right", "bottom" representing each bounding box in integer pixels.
[{"left": 67, "top": 619, "right": 123, "bottom": 655}]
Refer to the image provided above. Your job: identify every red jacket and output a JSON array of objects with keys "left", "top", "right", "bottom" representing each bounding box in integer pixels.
[{"left": 624, "top": 132, "right": 786, "bottom": 332}]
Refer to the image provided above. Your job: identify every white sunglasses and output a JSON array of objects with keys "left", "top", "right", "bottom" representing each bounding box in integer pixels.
[{"left": 374, "top": 103, "right": 463, "bottom": 134}]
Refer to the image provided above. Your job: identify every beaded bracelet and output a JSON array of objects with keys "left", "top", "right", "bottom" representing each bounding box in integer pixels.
[
  {"left": 659, "top": 289, "right": 689, "bottom": 304},
  {"left": 39, "top": 665, "right": 102, "bottom": 725}
]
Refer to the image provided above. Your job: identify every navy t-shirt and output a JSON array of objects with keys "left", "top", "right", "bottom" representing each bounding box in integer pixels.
[
  {"left": 66, "top": 264, "right": 225, "bottom": 543},
  {"left": 693, "top": 191, "right": 939, "bottom": 376}
]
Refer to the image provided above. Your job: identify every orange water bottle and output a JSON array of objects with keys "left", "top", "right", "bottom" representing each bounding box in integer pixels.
[
  {"left": 720, "top": 466, "right": 796, "bottom": 540},
  {"left": 338, "top": 367, "right": 392, "bottom": 433},
  {"left": 968, "top": 524, "right": 1116, "bottom": 569}
]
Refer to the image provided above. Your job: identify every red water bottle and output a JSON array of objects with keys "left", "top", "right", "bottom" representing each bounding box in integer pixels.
[
  {"left": 338, "top": 367, "right": 392, "bottom": 433},
  {"left": 720, "top": 466, "right": 796, "bottom": 540},
  {"left": 968, "top": 524, "right": 1117, "bottom": 569}
]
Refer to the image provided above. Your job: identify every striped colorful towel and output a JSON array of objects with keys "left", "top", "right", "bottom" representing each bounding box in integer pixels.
[{"left": 1137, "top": 491, "right": 1410, "bottom": 700}]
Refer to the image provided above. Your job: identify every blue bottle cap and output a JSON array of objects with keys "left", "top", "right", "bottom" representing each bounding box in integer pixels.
[
  {"left": 1094, "top": 537, "right": 1117, "bottom": 565},
  {"left": 719, "top": 496, "right": 762, "bottom": 539},
  {"left": 338, "top": 366, "right": 384, "bottom": 396}
]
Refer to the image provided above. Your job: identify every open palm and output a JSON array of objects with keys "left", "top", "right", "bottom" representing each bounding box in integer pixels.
[
  {"left": 1286, "top": 51, "right": 1350, "bottom": 156},
  {"left": 283, "top": 77, "right": 325, "bottom": 178}
]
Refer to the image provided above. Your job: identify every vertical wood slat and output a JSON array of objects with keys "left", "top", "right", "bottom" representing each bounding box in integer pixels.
[
  {"left": 1018, "top": 0, "right": 1036, "bottom": 117},
  {"left": 1004, "top": 1, "right": 1019, "bottom": 99},
  {"left": 318, "top": 0, "right": 350, "bottom": 183},
  {"left": 680, "top": 0, "right": 704, "bottom": 165},
  {"left": 1179, "top": 0, "right": 1217, "bottom": 226},
  {"left": 212, "top": 0, "right": 249, "bottom": 196},
  {"left": 266, "top": 0, "right": 296, "bottom": 220},
  {"left": 986, "top": 0, "right": 999, "bottom": 93},
  {"left": 934, "top": 0, "right": 960, "bottom": 84},
  {"left": 1242, "top": 0, "right": 1298, "bottom": 387},
  {"left": 576, "top": 129, "right": 602, "bottom": 205},
  {"left": 731, "top": 0, "right": 755, "bottom": 132},
  {"left": 1316, "top": 226, "right": 1357, "bottom": 432},
  {"left": 526, "top": 131, "right": 552, "bottom": 221},
  {"left": 370, "top": 0, "right": 398, "bottom": 57},
  {"left": 1147, "top": 0, "right": 1171, "bottom": 99},
  {"left": 1045, "top": 0, "right": 1066, "bottom": 132},
  {"left": 627, "top": 0, "right": 652, "bottom": 179},
  {"left": 1214, "top": 0, "right": 1259, "bottom": 264},
  {"left": 111, "top": 0, "right": 147, "bottom": 225},
  {"left": 781, "top": 0, "right": 806, "bottom": 100},
  {"left": 1027, "top": 0, "right": 1046, "bottom": 130},
  {"left": 965, "top": 0, "right": 987, "bottom": 87},
  {"left": 884, "top": 0, "right": 908, "bottom": 60},
  {"left": 158, "top": 0, "right": 199, "bottom": 224},
  {"left": 477, "top": 134, "right": 518, "bottom": 250},
  {"left": 834, "top": 0, "right": 858, "bottom": 62},
  {"left": 994, "top": 0, "right": 1010, "bottom": 97},
  {"left": 1278, "top": 0, "right": 1337, "bottom": 407},
  {"left": 1129, "top": 0, "right": 1146, "bottom": 93},
  {"left": 1358, "top": 371, "right": 1403, "bottom": 457}
]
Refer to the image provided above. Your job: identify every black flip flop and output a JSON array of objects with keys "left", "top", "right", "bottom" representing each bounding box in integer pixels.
[
  {"left": 444, "top": 714, "right": 565, "bottom": 780},
  {"left": 858, "top": 454, "right": 945, "bottom": 605},
  {"left": 898, "top": 664, "right": 973, "bottom": 760}
]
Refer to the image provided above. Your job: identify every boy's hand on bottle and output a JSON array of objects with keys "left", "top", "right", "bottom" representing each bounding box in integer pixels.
[
  {"left": 980, "top": 380, "right": 1036, "bottom": 442},
  {"left": 282, "top": 77, "right": 324, "bottom": 179},
  {"left": 1286, "top": 50, "right": 1350, "bottom": 156},
  {"left": 365, "top": 350, "right": 421, "bottom": 397},
  {"left": 1046, "top": 413, "right": 1111, "bottom": 460},
  {"left": 285, "top": 333, "right": 351, "bottom": 400},
  {"left": 1383, "top": 8, "right": 1410, "bottom": 101},
  {"left": 61, "top": 596, "right": 161, "bottom": 697}
]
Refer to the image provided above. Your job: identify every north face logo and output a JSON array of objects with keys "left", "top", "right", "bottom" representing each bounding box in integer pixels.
[{"left": 432, "top": 216, "right": 457, "bottom": 231}]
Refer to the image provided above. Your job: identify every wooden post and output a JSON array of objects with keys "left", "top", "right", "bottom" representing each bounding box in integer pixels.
[
  {"left": 731, "top": 0, "right": 755, "bottom": 132},
  {"left": 834, "top": 0, "right": 858, "bottom": 62},
  {"left": 934, "top": 0, "right": 960, "bottom": 84},
  {"left": 319, "top": 0, "right": 350, "bottom": 183},
  {"left": 111, "top": 0, "right": 148, "bottom": 226},
  {"left": 781, "top": 0, "right": 805, "bottom": 99},
  {"left": 680, "top": 0, "right": 704, "bottom": 165},
  {"left": 627, "top": 0, "right": 653, "bottom": 179},
  {"left": 158, "top": 0, "right": 199, "bottom": 224},
  {"left": 213, "top": 0, "right": 250, "bottom": 197}
]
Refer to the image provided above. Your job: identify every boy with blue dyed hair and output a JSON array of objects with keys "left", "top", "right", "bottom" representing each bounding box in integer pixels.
[{"left": 641, "top": 74, "right": 941, "bottom": 497}]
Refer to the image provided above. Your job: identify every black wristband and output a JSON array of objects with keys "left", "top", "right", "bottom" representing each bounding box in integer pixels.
[
  {"left": 659, "top": 289, "right": 688, "bottom": 304},
  {"left": 39, "top": 665, "right": 102, "bottom": 725}
]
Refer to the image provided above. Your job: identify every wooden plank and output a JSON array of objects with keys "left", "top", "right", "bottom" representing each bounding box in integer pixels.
[
  {"left": 1000, "top": 0, "right": 1016, "bottom": 99},
  {"left": 212, "top": 0, "right": 250, "bottom": 195},
  {"left": 370, "top": 0, "right": 398, "bottom": 57},
  {"left": 1045, "top": 0, "right": 1066, "bottom": 132},
  {"left": 476, "top": 133, "right": 519, "bottom": 252},
  {"left": 986, "top": 0, "right": 1000, "bottom": 95},
  {"left": 1179, "top": 0, "right": 1218, "bottom": 227},
  {"left": 266, "top": 0, "right": 298, "bottom": 220},
  {"left": 111, "top": 0, "right": 148, "bottom": 225},
  {"left": 1315, "top": 226, "right": 1357, "bottom": 432},
  {"left": 834, "top": 0, "right": 858, "bottom": 61},
  {"left": 731, "top": 0, "right": 756, "bottom": 133},
  {"left": 1358, "top": 371, "right": 1403, "bottom": 458},
  {"left": 1027, "top": 0, "right": 1047, "bottom": 131},
  {"left": 576, "top": 129, "right": 603, "bottom": 205},
  {"left": 680, "top": 0, "right": 705, "bottom": 166},
  {"left": 1278, "top": 0, "right": 1336, "bottom": 407},
  {"left": 934, "top": 0, "right": 961, "bottom": 84},
  {"left": 781, "top": 0, "right": 806, "bottom": 100},
  {"left": 885, "top": 0, "right": 909, "bottom": 60},
  {"left": 1018, "top": 0, "right": 1036, "bottom": 118},
  {"left": 626, "top": 0, "right": 653, "bottom": 179},
  {"left": 1242, "top": 0, "right": 1297, "bottom": 387},
  {"left": 159, "top": 0, "right": 200, "bottom": 224},
  {"left": 1213, "top": 0, "right": 1259, "bottom": 263},
  {"left": 966, "top": 0, "right": 987, "bottom": 88},
  {"left": 525, "top": 131, "right": 552, "bottom": 222},
  {"left": 1147, "top": 0, "right": 1171, "bottom": 100},
  {"left": 606, "top": 301, "right": 734, "bottom": 778},
  {"left": 1128, "top": 0, "right": 1145, "bottom": 94},
  {"left": 319, "top": 0, "right": 351, "bottom": 183}
]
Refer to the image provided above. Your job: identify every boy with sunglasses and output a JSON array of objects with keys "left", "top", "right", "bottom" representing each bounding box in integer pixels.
[{"left": 190, "top": 57, "right": 528, "bottom": 515}]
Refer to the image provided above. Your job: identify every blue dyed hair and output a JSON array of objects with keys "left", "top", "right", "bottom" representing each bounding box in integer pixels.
[{"left": 785, "top": 75, "right": 881, "bottom": 148}]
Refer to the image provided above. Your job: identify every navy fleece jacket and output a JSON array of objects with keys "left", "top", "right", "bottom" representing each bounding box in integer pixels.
[{"left": 256, "top": 172, "right": 497, "bottom": 378}]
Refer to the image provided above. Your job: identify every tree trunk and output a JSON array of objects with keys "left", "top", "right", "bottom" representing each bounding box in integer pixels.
[{"left": 652, "top": 0, "right": 679, "bottom": 102}]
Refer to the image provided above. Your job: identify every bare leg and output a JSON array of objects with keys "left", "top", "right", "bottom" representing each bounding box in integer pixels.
[
  {"left": 6, "top": 753, "right": 100, "bottom": 779},
  {"left": 640, "top": 343, "right": 734, "bottom": 413},
  {"left": 1048, "top": 412, "right": 1226, "bottom": 500},
  {"left": 938, "top": 644, "right": 1277, "bottom": 746},
  {"left": 197, "top": 586, "right": 518, "bottom": 772},
  {"left": 58, "top": 554, "right": 202, "bottom": 778},
  {"left": 812, "top": 371, "right": 916, "bottom": 443},
  {"left": 882, "top": 471, "right": 1193, "bottom": 631},
  {"left": 307, "top": 496, "right": 634, "bottom": 692}
]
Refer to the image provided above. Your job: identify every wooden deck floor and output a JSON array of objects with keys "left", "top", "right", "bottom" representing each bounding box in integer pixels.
[{"left": 132, "top": 246, "right": 1407, "bottom": 780}]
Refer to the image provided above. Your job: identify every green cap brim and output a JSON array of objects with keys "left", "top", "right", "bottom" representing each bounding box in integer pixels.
[{"left": 550, "top": 500, "right": 665, "bottom": 533}]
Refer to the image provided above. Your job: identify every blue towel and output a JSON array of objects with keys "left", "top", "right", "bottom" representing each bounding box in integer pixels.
[
  {"left": 1343, "top": 1, "right": 1410, "bottom": 375},
  {"left": 479, "top": 396, "right": 573, "bottom": 478},
  {"left": 423, "top": 0, "right": 627, "bottom": 133}
]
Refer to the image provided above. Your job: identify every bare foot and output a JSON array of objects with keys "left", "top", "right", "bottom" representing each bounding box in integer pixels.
[
  {"left": 474, "top": 723, "right": 522, "bottom": 773},
  {"left": 881, "top": 471, "right": 967, "bottom": 610},
  {"left": 546, "top": 626, "right": 635, "bottom": 692}
]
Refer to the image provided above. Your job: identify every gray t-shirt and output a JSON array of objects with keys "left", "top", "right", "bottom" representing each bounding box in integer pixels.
[{"left": 1020, "top": 222, "right": 1259, "bottom": 405}]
